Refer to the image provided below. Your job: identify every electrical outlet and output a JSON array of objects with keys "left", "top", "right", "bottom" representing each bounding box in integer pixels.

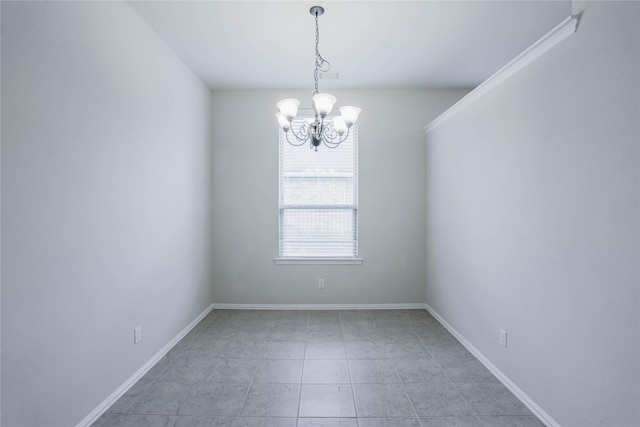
[
  {"left": 499, "top": 329, "right": 507, "bottom": 348},
  {"left": 134, "top": 326, "right": 142, "bottom": 344},
  {"left": 318, "top": 278, "right": 325, "bottom": 289}
]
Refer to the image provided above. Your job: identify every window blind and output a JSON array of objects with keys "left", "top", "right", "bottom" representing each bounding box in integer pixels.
[{"left": 279, "top": 117, "right": 358, "bottom": 258}]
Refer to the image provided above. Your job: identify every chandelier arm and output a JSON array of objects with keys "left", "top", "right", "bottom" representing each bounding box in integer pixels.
[
  {"left": 322, "top": 141, "right": 343, "bottom": 149},
  {"left": 320, "top": 121, "right": 338, "bottom": 142},
  {"left": 321, "top": 124, "right": 351, "bottom": 148},
  {"left": 320, "top": 121, "right": 343, "bottom": 142},
  {"left": 285, "top": 129, "right": 310, "bottom": 147},
  {"left": 287, "top": 121, "right": 312, "bottom": 142},
  {"left": 322, "top": 133, "right": 349, "bottom": 149}
]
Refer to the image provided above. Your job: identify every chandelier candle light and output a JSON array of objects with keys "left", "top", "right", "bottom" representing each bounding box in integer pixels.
[{"left": 275, "top": 6, "right": 361, "bottom": 151}]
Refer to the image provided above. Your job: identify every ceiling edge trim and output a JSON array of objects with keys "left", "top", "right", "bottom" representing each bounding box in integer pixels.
[{"left": 424, "top": 15, "right": 579, "bottom": 134}]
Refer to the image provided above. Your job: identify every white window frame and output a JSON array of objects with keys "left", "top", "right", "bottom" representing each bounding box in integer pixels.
[{"left": 274, "top": 111, "right": 362, "bottom": 265}]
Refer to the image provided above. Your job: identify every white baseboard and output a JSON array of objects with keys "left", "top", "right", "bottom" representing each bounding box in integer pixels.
[
  {"left": 211, "top": 303, "right": 428, "bottom": 310},
  {"left": 78, "top": 302, "right": 557, "bottom": 426},
  {"left": 424, "top": 303, "right": 561, "bottom": 427},
  {"left": 76, "top": 304, "right": 214, "bottom": 427}
]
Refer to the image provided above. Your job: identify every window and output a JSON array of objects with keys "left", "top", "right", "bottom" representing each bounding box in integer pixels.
[{"left": 276, "top": 114, "right": 361, "bottom": 264}]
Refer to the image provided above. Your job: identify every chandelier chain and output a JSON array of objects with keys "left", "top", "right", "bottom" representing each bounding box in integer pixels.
[{"left": 313, "top": 10, "right": 330, "bottom": 95}]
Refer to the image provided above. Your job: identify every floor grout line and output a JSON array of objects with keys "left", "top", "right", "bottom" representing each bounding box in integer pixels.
[
  {"left": 93, "top": 310, "right": 539, "bottom": 427},
  {"left": 386, "top": 335, "right": 424, "bottom": 427}
]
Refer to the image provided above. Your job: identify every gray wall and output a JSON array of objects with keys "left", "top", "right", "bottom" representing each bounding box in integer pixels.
[
  {"left": 424, "top": 2, "right": 639, "bottom": 426},
  {"left": 1, "top": 2, "right": 213, "bottom": 426},
  {"left": 211, "top": 89, "right": 467, "bottom": 305}
]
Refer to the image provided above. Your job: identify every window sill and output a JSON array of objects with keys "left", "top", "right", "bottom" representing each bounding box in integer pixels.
[{"left": 274, "top": 257, "right": 363, "bottom": 265}]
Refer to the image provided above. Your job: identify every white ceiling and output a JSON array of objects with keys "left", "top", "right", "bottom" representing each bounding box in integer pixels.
[{"left": 127, "top": 1, "right": 571, "bottom": 91}]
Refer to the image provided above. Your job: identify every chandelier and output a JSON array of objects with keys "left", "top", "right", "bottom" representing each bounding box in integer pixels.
[{"left": 275, "top": 6, "right": 361, "bottom": 151}]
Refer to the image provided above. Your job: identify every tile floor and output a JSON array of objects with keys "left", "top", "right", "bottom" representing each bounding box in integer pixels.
[{"left": 93, "top": 310, "right": 543, "bottom": 427}]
